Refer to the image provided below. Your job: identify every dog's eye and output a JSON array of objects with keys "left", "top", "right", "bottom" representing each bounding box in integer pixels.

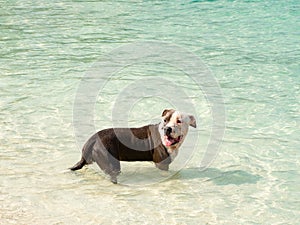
[
  {"left": 164, "top": 119, "right": 167, "bottom": 123},
  {"left": 177, "top": 119, "right": 181, "bottom": 124}
]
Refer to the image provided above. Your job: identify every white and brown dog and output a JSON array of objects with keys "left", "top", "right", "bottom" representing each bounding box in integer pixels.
[{"left": 70, "top": 109, "right": 196, "bottom": 183}]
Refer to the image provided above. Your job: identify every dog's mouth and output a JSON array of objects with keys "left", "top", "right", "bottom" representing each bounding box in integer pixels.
[{"left": 163, "top": 135, "right": 183, "bottom": 147}]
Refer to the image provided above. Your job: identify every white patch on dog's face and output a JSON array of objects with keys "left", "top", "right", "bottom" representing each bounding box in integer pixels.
[{"left": 159, "top": 109, "right": 196, "bottom": 155}]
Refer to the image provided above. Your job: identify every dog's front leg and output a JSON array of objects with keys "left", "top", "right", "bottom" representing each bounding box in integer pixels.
[{"left": 155, "top": 162, "right": 169, "bottom": 171}]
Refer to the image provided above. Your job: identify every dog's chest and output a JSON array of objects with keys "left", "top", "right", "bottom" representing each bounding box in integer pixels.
[{"left": 167, "top": 148, "right": 179, "bottom": 161}]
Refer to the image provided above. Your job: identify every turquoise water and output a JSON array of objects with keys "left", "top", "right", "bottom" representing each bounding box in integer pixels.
[{"left": 1, "top": 0, "right": 299, "bottom": 224}]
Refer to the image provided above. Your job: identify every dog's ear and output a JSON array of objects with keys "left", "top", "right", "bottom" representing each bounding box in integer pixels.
[
  {"left": 189, "top": 115, "right": 197, "bottom": 128},
  {"left": 162, "top": 109, "right": 174, "bottom": 117}
]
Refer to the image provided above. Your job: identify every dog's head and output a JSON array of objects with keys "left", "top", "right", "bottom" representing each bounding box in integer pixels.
[{"left": 159, "top": 109, "right": 196, "bottom": 150}]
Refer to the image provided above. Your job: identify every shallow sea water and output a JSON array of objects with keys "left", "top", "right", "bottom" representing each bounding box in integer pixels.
[{"left": 1, "top": 0, "right": 299, "bottom": 224}]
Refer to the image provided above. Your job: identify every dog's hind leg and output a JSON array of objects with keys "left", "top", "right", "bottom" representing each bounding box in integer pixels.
[{"left": 92, "top": 148, "right": 120, "bottom": 184}]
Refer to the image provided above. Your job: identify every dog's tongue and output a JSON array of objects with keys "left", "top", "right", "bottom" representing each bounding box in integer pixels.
[
  {"left": 165, "top": 138, "right": 173, "bottom": 147},
  {"left": 164, "top": 136, "right": 179, "bottom": 146}
]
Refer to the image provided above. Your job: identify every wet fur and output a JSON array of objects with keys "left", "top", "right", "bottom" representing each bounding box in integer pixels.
[{"left": 70, "top": 109, "right": 196, "bottom": 183}]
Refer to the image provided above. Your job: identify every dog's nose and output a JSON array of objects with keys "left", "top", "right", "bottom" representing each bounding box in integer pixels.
[{"left": 164, "top": 127, "right": 172, "bottom": 135}]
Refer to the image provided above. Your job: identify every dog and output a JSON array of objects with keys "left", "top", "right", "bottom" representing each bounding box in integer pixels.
[{"left": 70, "top": 109, "right": 196, "bottom": 183}]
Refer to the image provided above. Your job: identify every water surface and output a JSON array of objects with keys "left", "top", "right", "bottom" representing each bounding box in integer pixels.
[{"left": 1, "top": 0, "right": 299, "bottom": 224}]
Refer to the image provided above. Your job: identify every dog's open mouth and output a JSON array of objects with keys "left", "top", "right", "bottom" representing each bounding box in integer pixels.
[{"left": 164, "top": 135, "right": 183, "bottom": 147}]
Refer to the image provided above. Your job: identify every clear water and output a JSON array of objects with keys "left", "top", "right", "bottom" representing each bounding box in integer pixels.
[{"left": 1, "top": 0, "right": 299, "bottom": 224}]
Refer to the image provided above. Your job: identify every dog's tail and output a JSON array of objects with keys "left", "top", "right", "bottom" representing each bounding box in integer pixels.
[
  {"left": 70, "top": 134, "right": 97, "bottom": 171},
  {"left": 69, "top": 157, "right": 87, "bottom": 171}
]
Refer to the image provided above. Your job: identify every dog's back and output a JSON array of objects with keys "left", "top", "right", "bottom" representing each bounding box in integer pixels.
[{"left": 70, "top": 124, "right": 171, "bottom": 180}]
